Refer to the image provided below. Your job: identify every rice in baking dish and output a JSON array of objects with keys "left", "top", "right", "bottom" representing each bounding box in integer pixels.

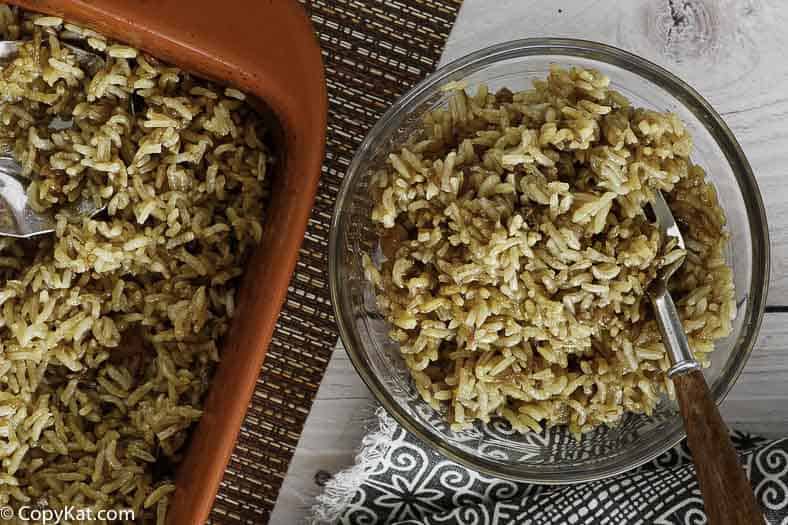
[{"left": 0, "top": 7, "right": 270, "bottom": 522}]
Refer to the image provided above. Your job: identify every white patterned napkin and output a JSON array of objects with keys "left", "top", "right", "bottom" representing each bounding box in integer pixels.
[{"left": 311, "top": 408, "right": 783, "bottom": 524}]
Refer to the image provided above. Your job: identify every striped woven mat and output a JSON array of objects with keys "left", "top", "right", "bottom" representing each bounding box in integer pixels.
[{"left": 208, "top": 1, "right": 463, "bottom": 522}]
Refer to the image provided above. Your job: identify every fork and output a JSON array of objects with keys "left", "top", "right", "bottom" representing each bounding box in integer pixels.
[{"left": 648, "top": 190, "right": 763, "bottom": 524}]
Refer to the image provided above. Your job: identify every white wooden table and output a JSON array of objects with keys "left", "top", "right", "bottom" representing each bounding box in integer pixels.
[{"left": 272, "top": 0, "right": 788, "bottom": 522}]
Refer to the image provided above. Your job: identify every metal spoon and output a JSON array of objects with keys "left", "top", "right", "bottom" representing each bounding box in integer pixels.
[
  {"left": 0, "top": 40, "right": 104, "bottom": 71},
  {"left": 647, "top": 190, "right": 763, "bottom": 524},
  {"left": 0, "top": 40, "right": 108, "bottom": 238},
  {"left": 0, "top": 156, "right": 104, "bottom": 237}
]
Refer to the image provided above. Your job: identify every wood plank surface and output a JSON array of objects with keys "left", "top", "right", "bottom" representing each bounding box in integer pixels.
[{"left": 272, "top": 1, "right": 788, "bottom": 522}]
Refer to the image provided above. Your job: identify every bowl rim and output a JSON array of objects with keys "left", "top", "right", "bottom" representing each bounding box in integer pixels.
[{"left": 329, "top": 37, "right": 770, "bottom": 484}]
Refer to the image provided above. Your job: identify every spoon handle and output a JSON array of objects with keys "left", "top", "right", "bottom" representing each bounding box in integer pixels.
[
  {"left": 650, "top": 285, "right": 763, "bottom": 524},
  {"left": 674, "top": 367, "right": 763, "bottom": 524},
  {"left": 650, "top": 279, "right": 700, "bottom": 376}
]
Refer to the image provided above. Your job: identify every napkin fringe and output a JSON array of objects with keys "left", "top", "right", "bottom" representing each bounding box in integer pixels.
[{"left": 310, "top": 407, "right": 397, "bottom": 524}]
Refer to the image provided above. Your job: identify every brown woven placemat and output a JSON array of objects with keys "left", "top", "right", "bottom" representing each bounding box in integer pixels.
[{"left": 206, "top": 1, "right": 463, "bottom": 522}]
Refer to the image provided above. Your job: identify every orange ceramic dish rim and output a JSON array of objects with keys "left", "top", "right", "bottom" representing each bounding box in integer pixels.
[{"left": 4, "top": 1, "right": 327, "bottom": 523}]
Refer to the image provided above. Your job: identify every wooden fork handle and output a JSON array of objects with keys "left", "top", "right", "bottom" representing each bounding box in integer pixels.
[{"left": 674, "top": 369, "right": 764, "bottom": 524}]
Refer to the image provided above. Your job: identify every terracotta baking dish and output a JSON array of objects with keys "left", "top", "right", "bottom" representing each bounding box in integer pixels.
[{"left": 6, "top": 0, "right": 326, "bottom": 522}]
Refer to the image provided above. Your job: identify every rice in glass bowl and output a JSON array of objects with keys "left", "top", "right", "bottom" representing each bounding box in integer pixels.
[{"left": 330, "top": 39, "right": 769, "bottom": 483}]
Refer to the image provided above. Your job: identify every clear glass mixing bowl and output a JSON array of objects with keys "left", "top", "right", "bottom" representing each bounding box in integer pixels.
[{"left": 329, "top": 39, "right": 770, "bottom": 483}]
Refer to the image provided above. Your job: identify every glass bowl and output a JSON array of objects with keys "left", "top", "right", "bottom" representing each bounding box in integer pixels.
[{"left": 329, "top": 38, "right": 770, "bottom": 483}]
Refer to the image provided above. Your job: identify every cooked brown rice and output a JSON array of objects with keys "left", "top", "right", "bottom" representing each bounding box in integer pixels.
[
  {"left": 364, "top": 65, "right": 734, "bottom": 435},
  {"left": 0, "top": 6, "right": 270, "bottom": 523}
]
